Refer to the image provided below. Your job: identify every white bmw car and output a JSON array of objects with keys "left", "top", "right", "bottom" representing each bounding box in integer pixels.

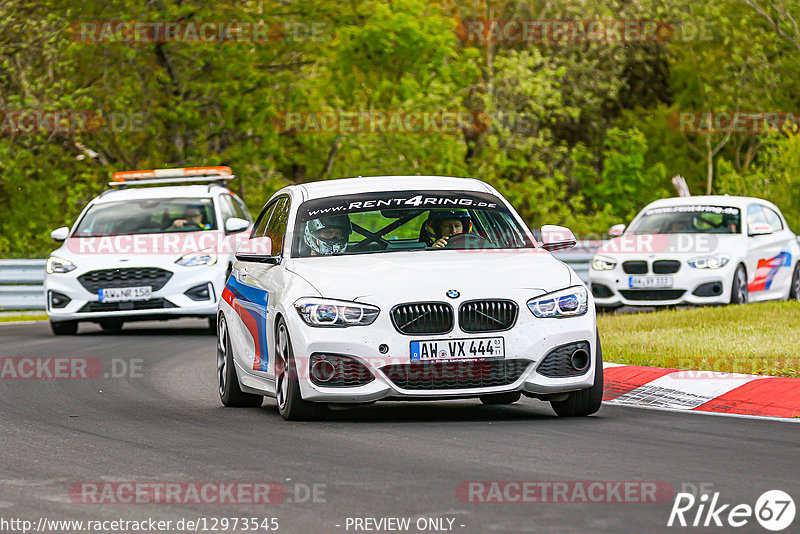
[
  {"left": 590, "top": 196, "right": 800, "bottom": 308},
  {"left": 45, "top": 167, "right": 252, "bottom": 335},
  {"left": 217, "top": 176, "right": 603, "bottom": 420}
]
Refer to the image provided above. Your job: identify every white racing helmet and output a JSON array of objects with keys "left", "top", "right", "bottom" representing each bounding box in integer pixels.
[{"left": 304, "top": 215, "right": 352, "bottom": 255}]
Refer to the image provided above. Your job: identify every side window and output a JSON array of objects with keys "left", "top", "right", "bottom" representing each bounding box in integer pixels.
[
  {"left": 265, "top": 197, "right": 290, "bottom": 255},
  {"left": 747, "top": 205, "right": 767, "bottom": 228},
  {"left": 252, "top": 202, "right": 276, "bottom": 239},
  {"left": 763, "top": 207, "right": 784, "bottom": 231},
  {"left": 231, "top": 196, "right": 252, "bottom": 222},
  {"left": 219, "top": 195, "right": 236, "bottom": 224}
]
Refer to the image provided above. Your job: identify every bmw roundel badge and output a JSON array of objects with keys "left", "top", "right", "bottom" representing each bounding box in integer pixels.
[{"left": 446, "top": 290, "right": 460, "bottom": 299}]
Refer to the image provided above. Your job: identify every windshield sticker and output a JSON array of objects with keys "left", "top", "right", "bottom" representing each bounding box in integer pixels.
[
  {"left": 301, "top": 191, "right": 503, "bottom": 219},
  {"left": 644, "top": 205, "right": 739, "bottom": 216}
]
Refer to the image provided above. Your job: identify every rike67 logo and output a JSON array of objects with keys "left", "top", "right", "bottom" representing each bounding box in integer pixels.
[{"left": 668, "top": 490, "right": 795, "bottom": 531}]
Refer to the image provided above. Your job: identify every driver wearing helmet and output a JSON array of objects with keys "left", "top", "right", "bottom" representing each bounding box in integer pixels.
[
  {"left": 421, "top": 209, "right": 473, "bottom": 248},
  {"left": 304, "top": 214, "right": 352, "bottom": 255}
]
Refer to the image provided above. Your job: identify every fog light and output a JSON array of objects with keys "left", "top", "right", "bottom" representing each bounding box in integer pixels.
[
  {"left": 49, "top": 291, "right": 71, "bottom": 309},
  {"left": 184, "top": 283, "right": 214, "bottom": 301}
]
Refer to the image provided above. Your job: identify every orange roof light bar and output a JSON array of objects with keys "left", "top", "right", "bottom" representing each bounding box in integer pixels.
[{"left": 112, "top": 166, "right": 233, "bottom": 182}]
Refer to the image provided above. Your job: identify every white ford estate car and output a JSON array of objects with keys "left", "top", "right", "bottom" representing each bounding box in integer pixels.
[
  {"left": 590, "top": 196, "right": 800, "bottom": 308},
  {"left": 45, "top": 167, "right": 252, "bottom": 335},
  {"left": 217, "top": 176, "right": 604, "bottom": 420}
]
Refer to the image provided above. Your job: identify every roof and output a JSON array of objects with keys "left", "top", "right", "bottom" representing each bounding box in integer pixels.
[
  {"left": 645, "top": 195, "right": 779, "bottom": 210},
  {"left": 293, "top": 176, "right": 494, "bottom": 201},
  {"left": 92, "top": 184, "right": 232, "bottom": 204}
]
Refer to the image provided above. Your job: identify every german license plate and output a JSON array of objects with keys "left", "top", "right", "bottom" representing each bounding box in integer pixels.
[
  {"left": 410, "top": 337, "right": 505, "bottom": 361},
  {"left": 628, "top": 276, "right": 673, "bottom": 289},
  {"left": 98, "top": 286, "right": 152, "bottom": 302}
]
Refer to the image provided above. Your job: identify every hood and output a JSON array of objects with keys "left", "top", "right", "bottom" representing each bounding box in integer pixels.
[{"left": 284, "top": 249, "right": 573, "bottom": 302}]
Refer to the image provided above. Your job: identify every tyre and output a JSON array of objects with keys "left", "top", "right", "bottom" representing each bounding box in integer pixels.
[
  {"left": 99, "top": 319, "right": 123, "bottom": 332},
  {"left": 50, "top": 320, "right": 78, "bottom": 335},
  {"left": 217, "top": 314, "right": 263, "bottom": 407},
  {"left": 730, "top": 264, "right": 749, "bottom": 305},
  {"left": 789, "top": 263, "right": 800, "bottom": 300},
  {"left": 274, "top": 317, "right": 324, "bottom": 421},
  {"left": 480, "top": 391, "right": 521, "bottom": 405},
  {"left": 551, "top": 334, "right": 603, "bottom": 417}
]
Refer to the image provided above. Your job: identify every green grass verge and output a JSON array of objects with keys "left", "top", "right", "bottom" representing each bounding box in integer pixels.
[
  {"left": 0, "top": 313, "right": 48, "bottom": 322},
  {"left": 597, "top": 301, "right": 800, "bottom": 378}
]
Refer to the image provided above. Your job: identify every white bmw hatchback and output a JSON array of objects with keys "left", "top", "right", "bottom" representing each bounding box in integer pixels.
[
  {"left": 45, "top": 167, "right": 252, "bottom": 334},
  {"left": 590, "top": 196, "right": 800, "bottom": 308},
  {"left": 217, "top": 176, "right": 603, "bottom": 420}
]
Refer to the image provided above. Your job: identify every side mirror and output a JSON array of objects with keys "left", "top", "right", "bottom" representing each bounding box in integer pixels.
[
  {"left": 224, "top": 217, "right": 250, "bottom": 234},
  {"left": 608, "top": 224, "right": 626, "bottom": 238},
  {"left": 235, "top": 237, "right": 280, "bottom": 264},
  {"left": 51, "top": 227, "right": 70, "bottom": 242},
  {"left": 540, "top": 225, "right": 577, "bottom": 251},
  {"left": 748, "top": 223, "right": 774, "bottom": 236}
]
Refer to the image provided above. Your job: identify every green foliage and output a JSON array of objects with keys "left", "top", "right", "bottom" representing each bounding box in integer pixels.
[{"left": 1, "top": 0, "right": 800, "bottom": 257}]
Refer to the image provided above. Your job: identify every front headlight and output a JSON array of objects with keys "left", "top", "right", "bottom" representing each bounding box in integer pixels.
[
  {"left": 46, "top": 256, "right": 76, "bottom": 274},
  {"left": 294, "top": 298, "right": 380, "bottom": 327},
  {"left": 175, "top": 248, "right": 217, "bottom": 267},
  {"left": 688, "top": 255, "right": 730, "bottom": 269},
  {"left": 591, "top": 256, "right": 617, "bottom": 271},
  {"left": 527, "top": 286, "right": 588, "bottom": 318}
]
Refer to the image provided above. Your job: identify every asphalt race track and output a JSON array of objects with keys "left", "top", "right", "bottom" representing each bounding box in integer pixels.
[{"left": 1, "top": 319, "right": 797, "bottom": 534}]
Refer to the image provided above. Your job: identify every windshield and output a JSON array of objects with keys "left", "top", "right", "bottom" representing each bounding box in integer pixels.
[
  {"left": 292, "top": 191, "right": 535, "bottom": 257},
  {"left": 628, "top": 205, "right": 741, "bottom": 235},
  {"left": 73, "top": 198, "right": 217, "bottom": 237}
]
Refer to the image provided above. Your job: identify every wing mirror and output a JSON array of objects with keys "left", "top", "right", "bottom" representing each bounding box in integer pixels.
[
  {"left": 224, "top": 217, "right": 250, "bottom": 234},
  {"left": 608, "top": 224, "right": 626, "bottom": 238},
  {"left": 235, "top": 237, "right": 280, "bottom": 264},
  {"left": 540, "top": 225, "right": 577, "bottom": 251},
  {"left": 748, "top": 223, "right": 774, "bottom": 236},
  {"left": 50, "top": 227, "right": 70, "bottom": 242}
]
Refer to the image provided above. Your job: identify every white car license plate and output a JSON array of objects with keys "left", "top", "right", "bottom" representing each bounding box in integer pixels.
[
  {"left": 628, "top": 276, "right": 673, "bottom": 289},
  {"left": 410, "top": 337, "right": 505, "bottom": 361},
  {"left": 98, "top": 286, "right": 152, "bottom": 302}
]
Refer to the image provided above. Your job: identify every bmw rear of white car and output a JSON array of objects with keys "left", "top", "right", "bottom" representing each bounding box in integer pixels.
[{"left": 217, "top": 176, "right": 603, "bottom": 420}]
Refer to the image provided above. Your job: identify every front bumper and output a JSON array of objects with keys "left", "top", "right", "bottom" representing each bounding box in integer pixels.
[
  {"left": 45, "top": 264, "right": 226, "bottom": 322},
  {"left": 589, "top": 260, "right": 734, "bottom": 307},
  {"left": 274, "top": 307, "right": 597, "bottom": 403}
]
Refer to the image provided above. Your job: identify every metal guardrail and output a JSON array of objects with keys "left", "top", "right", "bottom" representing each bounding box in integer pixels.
[
  {"left": 0, "top": 260, "right": 46, "bottom": 311},
  {"left": 0, "top": 249, "right": 601, "bottom": 312}
]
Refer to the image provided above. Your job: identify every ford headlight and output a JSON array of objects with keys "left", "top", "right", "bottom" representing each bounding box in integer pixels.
[
  {"left": 591, "top": 256, "right": 617, "bottom": 271},
  {"left": 175, "top": 248, "right": 217, "bottom": 267},
  {"left": 688, "top": 255, "right": 730, "bottom": 269},
  {"left": 294, "top": 298, "right": 380, "bottom": 327},
  {"left": 46, "top": 256, "right": 76, "bottom": 274},
  {"left": 527, "top": 286, "right": 588, "bottom": 318}
]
